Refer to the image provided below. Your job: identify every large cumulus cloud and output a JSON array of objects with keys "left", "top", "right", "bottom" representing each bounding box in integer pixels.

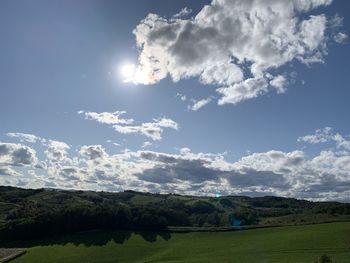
[{"left": 126, "top": 0, "right": 344, "bottom": 106}]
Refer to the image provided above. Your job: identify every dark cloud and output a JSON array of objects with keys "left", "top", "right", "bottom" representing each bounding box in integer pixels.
[
  {"left": 137, "top": 158, "right": 221, "bottom": 184},
  {"left": 79, "top": 145, "right": 107, "bottom": 160},
  {"left": 225, "top": 169, "right": 290, "bottom": 189},
  {"left": 0, "top": 142, "right": 37, "bottom": 167},
  {"left": 0, "top": 167, "right": 18, "bottom": 176}
]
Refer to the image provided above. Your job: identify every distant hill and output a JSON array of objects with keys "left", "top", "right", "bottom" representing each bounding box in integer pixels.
[{"left": 1, "top": 186, "right": 350, "bottom": 243}]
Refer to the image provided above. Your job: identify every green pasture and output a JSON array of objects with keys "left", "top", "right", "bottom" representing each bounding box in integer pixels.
[{"left": 11, "top": 222, "right": 350, "bottom": 263}]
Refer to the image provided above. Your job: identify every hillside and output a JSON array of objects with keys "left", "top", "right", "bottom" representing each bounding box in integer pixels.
[{"left": 1, "top": 186, "right": 350, "bottom": 243}]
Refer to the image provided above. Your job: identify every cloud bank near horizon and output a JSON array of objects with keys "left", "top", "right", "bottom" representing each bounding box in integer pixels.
[{"left": 2, "top": 127, "right": 350, "bottom": 201}]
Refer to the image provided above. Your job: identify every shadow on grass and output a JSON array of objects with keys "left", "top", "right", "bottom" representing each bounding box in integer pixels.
[{"left": 2, "top": 229, "right": 171, "bottom": 248}]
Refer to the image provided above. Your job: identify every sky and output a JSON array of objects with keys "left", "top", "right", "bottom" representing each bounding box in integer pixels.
[{"left": 0, "top": 0, "right": 350, "bottom": 201}]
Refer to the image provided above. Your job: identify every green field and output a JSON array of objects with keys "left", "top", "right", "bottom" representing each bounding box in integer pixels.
[{"left": 9, "top": 222, "right": 350, "bottom": 263}]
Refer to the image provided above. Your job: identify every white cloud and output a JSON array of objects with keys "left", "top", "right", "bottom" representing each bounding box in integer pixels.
[
  {"left": 330, "top": 14, "right": 344, "bottom": 28},
  {"left": 6, "top": 132, "right": 44, "bottom": 144},
  {"left": 45, "top": 140, "right": 71, "bottom": 163},
  {"left": 141, "top": 141, "right": 152, "bottom": 148},
  {"left": 298, "top": 127, "right": 350, "bottom": 150},
  {"left": 78, "top": 110, "right": 134, "bottom": 125},
  {"left": 127, "top": 0, "right": 338, "bottom": 105},
  {"left": 79, "top": 110, "right": 178, "bottom": 141},
  {"left": 188, "top": 97, "right": 212, "bottom": 111},
  {"left": 298, "top": 127, "right": 333, "bottom": 144},
  {"left": 173, "top": 7, "right": 192, "bottom": 19},
  {"left": 107, "top": 140, "right": 121, "bottom": 147},
  {"left": 334, "top": 32, "right": 348, "bottom": 43},
  {"left": 176, "top": 93, "right": 187, "bottom": 101},
  {"left": 199, "top": 63, "right": 243, "bottom": 86},
  {"left": 113, "top": 117, "right": 178, "bottom": 141},
  {"left": 270, "top": 75, "right": 287, "bottom": 94},
  {"left": 217, "top": 77, "right": 268, "bottom": 105},
  {"left": 332, "top": 134, "right": 350, "bottom": 151}
]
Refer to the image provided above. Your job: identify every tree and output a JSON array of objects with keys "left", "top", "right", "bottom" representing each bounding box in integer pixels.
[{"left": 316, "top": 254, "right": 332, "bottom": 263}]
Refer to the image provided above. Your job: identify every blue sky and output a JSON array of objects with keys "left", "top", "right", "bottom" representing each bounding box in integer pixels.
[{"left": 1, "top": 0, "right": 350, "bottom": 201}]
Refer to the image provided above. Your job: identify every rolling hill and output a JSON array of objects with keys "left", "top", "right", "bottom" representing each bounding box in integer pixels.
[{"left": 1, "top": 185, "right": 350, "bottom": 244}]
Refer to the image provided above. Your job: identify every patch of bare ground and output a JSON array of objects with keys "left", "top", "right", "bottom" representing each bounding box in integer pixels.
[{"left": 0, "top": 248, "right": 26, "bottom": 263}]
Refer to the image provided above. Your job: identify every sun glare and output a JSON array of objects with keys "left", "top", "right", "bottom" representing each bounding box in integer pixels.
[
  {"left": 119, "top": 63, "right": 155, "bottom": 85},
  {"left": 121, "top": 63, "right": 136, "bottom": 80}
]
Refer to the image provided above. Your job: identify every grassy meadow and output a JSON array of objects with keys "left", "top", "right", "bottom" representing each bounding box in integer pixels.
[{"left": 9, "top": 222, "right": 350, "bottom": 263}]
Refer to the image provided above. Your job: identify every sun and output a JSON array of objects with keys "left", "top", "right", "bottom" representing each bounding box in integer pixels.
[
  {"left": 119, "top": 62, "right": 156, "bottom": 84},
  {"left": 120, "top": 63, "right": 136, "bottom": 80}
]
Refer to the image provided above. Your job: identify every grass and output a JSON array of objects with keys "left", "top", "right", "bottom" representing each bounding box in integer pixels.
[{"left": 9, "top": 222, "right": 350, "bottom": 263}]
